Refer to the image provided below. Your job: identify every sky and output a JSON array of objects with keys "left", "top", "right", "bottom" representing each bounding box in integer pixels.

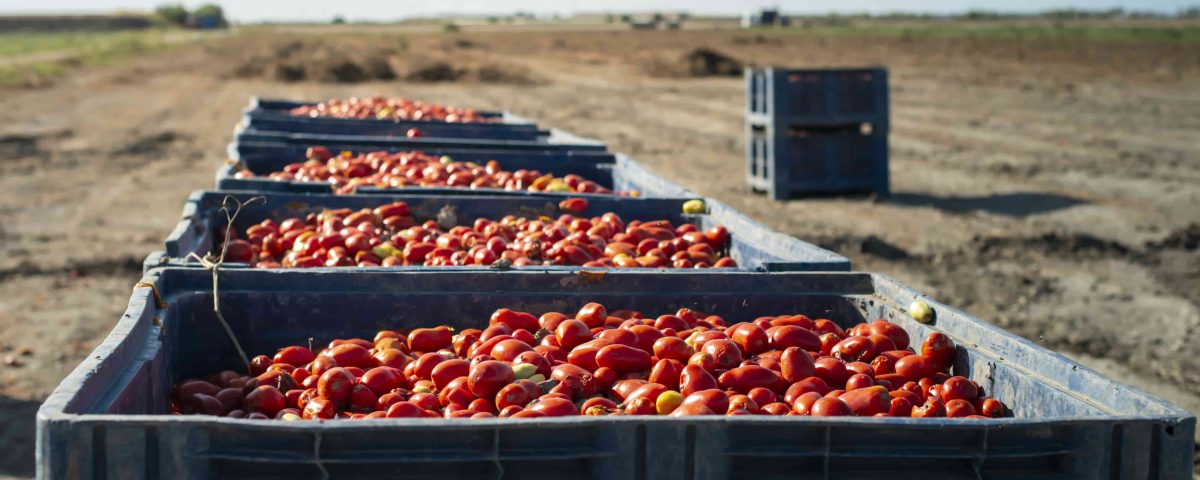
[{"left": 0, "top": 0, "right": 1194, "bottom": 22}]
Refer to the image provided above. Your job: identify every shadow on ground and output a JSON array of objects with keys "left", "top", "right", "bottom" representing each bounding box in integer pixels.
[
  {"left": 889, "top": 192, "right": 1087, "bottom": 217},
  {"left": 0, "top": 396, "right": 38, "bottom": 478}
]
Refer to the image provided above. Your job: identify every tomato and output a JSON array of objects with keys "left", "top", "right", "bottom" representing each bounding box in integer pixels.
[
  {"left": 408, "top": 326, "right": 452, "bottom": 353},
  {"left": 920, "top": 332, "right": 956, "bottom": 372},
  {"left": 945, "top": 399, "right": 977, "bottom": 418},
  {"left": 349, "top": 384, "right": 378, "bottom": 413},
  {"left": 682, "top": 389, "right": 729, "bottom": 414},
  {"left": 779, "top": 347, "right": 815, "bottom": 383},
  {"left": 317, "top": 368, "right": 355, "bottom": 405},
  {"left": 784, "top": 376, "right": 831, "bottom": 403},
  {"left": 667, "top": 402, "right": 714, "bottom": 416},
  {"left": 567, "top": 346, "right": 602, "bottom": 371},
  {"left": 838, "top": 385, "right": 890, "bottom": 416},
  {"left": 831, "top": 336, "right": 876, "bottom": 363},
  {"left": 467, "top": 361, "right": 514, "bottom": 398},
  {"left": 249, "top": 355, "right": 273, "bottom": 376},
  {"left": 538, "top": 312, "right": 569, "bottom": 331},
  {"left": 625, "top": 383, "right": 670, "bottom": 406},
  {"left": 430, "top": 359, "right": 470, "bottom": 390},
  {"left": 652, "top": 336, "right": 692, "bottom": 362},
  {"left": 303, "top": 397, "right": 337, "bottom": 419},
  {"left": 245, "top": 385, "right": 286, "bottom": 417},
  {"left": 595, "top": 344, "right": 652, "bottom": 374},
  {"left": 273, "top": 346, "right": 315, "bottom": 367},
  {"left": 701, "top": 339, "right": 743, "bottom": 371},
  {"left": 360, "top": 367, "right": 407, "bottom": 396},
  {"left": 597, "top": 328, "right": 638, "bottom": 347},
  {"left": 869, "top": 320, "right": 909, "bottom": 350},
  {"left": 729, "top": 323, "right": 770, "bottom": 355},
  {"left": 409, "top": 392, "right": 440, "bottom": 411},
  {"left": 489, "top": 339, "right": 534, "bottom": 362},
  {"left": 894, "top": 355, "right": 936, "bottom": 381},
  {"left": 558, "top": 198, "right": 588, "bottom": 214},
  {"left": 491, "top": 308, "right": 540, "bottom": 332},
  {"left": 940, "top": 376, "right": 979, "bottom": 402},
  {"left": 479, "top": 324, "right": 511, "bottom": 342},
  {"left": 512, "top": 351, "right": 552, "bottom": 378},
  {"left": 648, "top": 359, "right": 684, "bottom": 391},
  {"left": 979, "top": 398, "right": 1006, "bottom": 418},
  {"left": 575, "top": 303, "right": 608, "bottom": 328},
  {"left": 654, "top": 315, "right": 689, "bottom": 331},
  {"left": 810, "top": 397, "right": 852, "bottom": 417},
  {"left": 679, "top": 364, "right": 719, "bottom": 397},
  {"left": 844, "top": 373, "right": 874, "bottom": 391},
  {"left": 728, "top": 394, "right": 759, "bottom": 414},
  {"left": 718, "top": 365, "right": 785, "bottom": 394},
  {"left": 912, "top": 397, "right": 946, "bottom": 418},
  {"left": 812, "top": 319, "right": 845, "bottom": 337},
  {"left": 529, "top": 396, "right": 579, "bottom": 416},
  {"left": 746, "top": 387, "right": 776, "bottom": 407},
  {"left": 791, "top": 392, "right": 823, "bottom": 415},
  {"left": 813, "top": 357, "right": 850, "bottom": 387},
  {"left": 767, "top": 325, "right": 821, "bottom": 352}
]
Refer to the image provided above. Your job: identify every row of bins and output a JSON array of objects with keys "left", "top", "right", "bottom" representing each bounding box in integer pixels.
[{"left": 38, "top": 96, "right": 1194, "bottom": 479}]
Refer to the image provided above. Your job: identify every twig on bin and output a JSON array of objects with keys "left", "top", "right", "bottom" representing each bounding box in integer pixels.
[{"left": 186, "top": 195, "right": 264, "bottom": 371}]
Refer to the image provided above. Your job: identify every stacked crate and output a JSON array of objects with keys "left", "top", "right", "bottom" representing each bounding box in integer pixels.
[
  {"left": 746, "top": 67, "right": 890, "bottom": 199},
  {"left": 36, "top": 95, "right": 1194, "bottom": 480}
]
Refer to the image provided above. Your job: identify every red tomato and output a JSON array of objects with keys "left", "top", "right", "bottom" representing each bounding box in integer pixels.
[
  {"left": 810, "top": 397, "right": 852, "bottom": 417},
  {"left": 595, "top": 344, "right": 652, "bottom": 374}
]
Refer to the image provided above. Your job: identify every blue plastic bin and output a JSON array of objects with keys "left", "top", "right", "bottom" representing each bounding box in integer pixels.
[
  {"left": 745, "top": 67, "right": 890, "bottom": 199},
  {"left": 219, "top": 142, "right": 693, "bottom": 198},
  {"left": 234, "top": 125, "right": 607, "bottom": 153},
  {"left": 144, "top": 190, "right": 849, "bottom": 273},
  {"left": 746, "top": 123, "right": 889, "bottom": 199},
  {"left": 243, "top": 97, "right": 548, "bottom": 140},
  {"left": 38, "top": 269, "right": 1195, "bottom": 479},
  {"left": 746, "top": 67, "right": 889, "bottom": 128}
]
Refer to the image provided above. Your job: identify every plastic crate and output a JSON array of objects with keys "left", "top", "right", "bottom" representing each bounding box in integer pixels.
[
  {"left": 746, "top": 122, "right": 889, "bottom": 199},
  {"left": 219, "top": 142, "right": 693, "bottom": 198},
  {"left": 143, "top": 190, "right": 849, "bottom": 273},
  {"left": 233, "top": 125, "right": 607, "bottom": 153},
  {"left": 746, "top": 67, "right": 889, "bottom": 127},
  {"left": 38, "top": 269, "right": 1195, "bottom": 479}
]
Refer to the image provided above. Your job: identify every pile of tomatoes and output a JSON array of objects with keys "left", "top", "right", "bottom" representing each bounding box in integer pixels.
[
  {"left": 287, "top": 96, "right": 494, "bottom": 123},
  {"left": 235, "top": 147, "right": 617, "bottom": 195},
  {"left": 220, "top": 199, "right": 736, "bottom": 269},
  {"left": 285, "top": 96, "right": 492, "bottom": 123},
  {"left": 172, "top": 304, "right": 1008, "bottom": 420}
]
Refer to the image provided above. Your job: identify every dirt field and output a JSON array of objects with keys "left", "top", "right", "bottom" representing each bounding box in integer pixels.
[{"left": 0, "top": 25, "right": 1197, "bottom": 477}]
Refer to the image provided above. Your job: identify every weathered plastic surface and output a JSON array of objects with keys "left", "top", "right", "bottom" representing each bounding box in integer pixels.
[
  {"left": 38, "top": 269, "right": 1195, "bottom": 479},
  {"left": 243, "top": 98, "right": 547, "bottom": 140},
  {"left": 233, "top": 125, "right": 607, "bottom": 153},
  {"left": 218, "top": 142, "right": 691, "bottom": 198},
  {"left": 146, "top": 190, "right": 849, "bottom": 273},
  {"left": 746, "top": 122, "right": 889, "bottom": 199},
  {"left": 745, "top": 67, "right": 889, "bottom": 128}
]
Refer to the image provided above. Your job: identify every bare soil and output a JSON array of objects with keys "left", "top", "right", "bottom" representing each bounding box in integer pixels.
[{"left": 0, "top": 27, "right": 1197, "bottom": 477}]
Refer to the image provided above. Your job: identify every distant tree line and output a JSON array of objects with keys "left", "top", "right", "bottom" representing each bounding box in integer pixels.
[
  {"left": 154, "top": 3, "right": 228, "bottom": 29},
  {"left": 793, "top": 6, "right": 1200, "bottom": 21}
]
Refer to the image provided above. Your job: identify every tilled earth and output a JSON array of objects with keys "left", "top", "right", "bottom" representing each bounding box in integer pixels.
[{"left": 0, "top": 27, "right": 1197, "bottom": 477}]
